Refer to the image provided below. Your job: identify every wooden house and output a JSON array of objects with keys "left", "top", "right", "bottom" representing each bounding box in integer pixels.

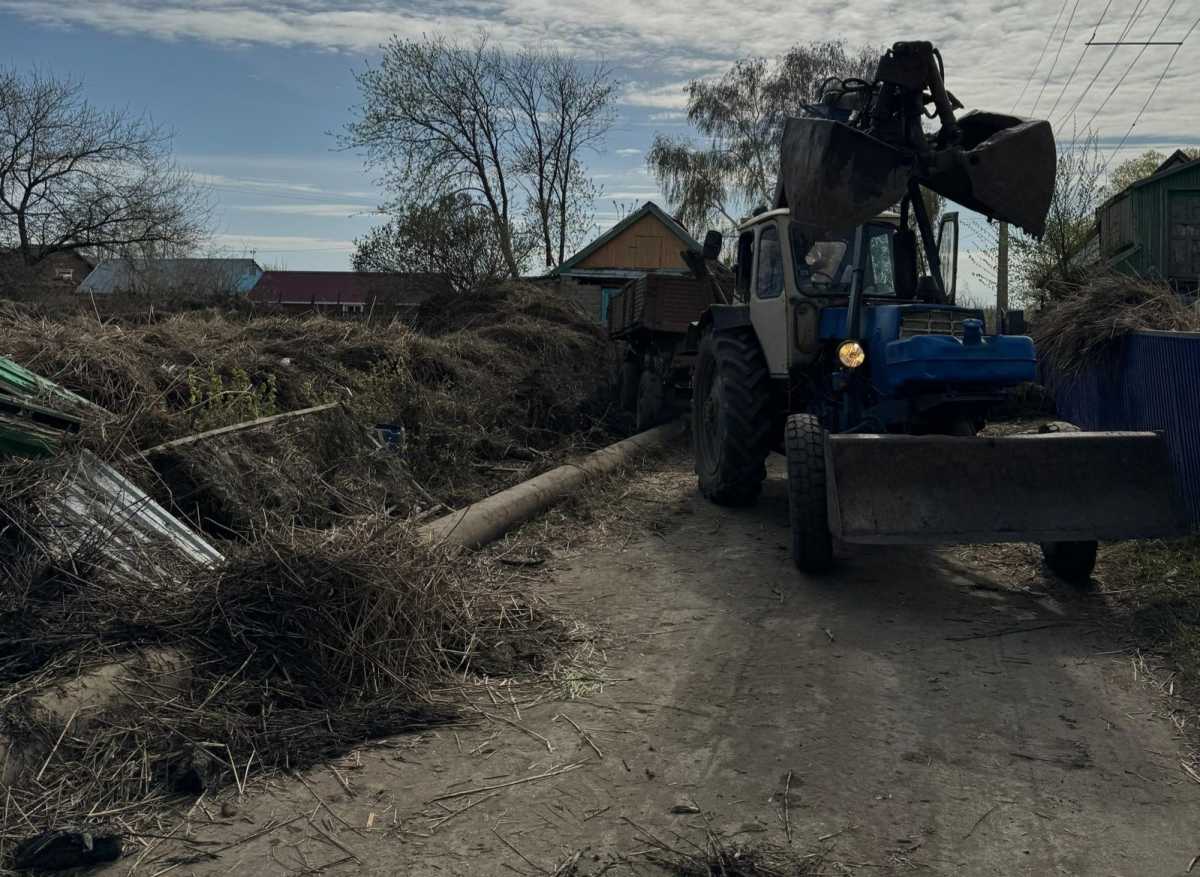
[
  {"left": 1098, "top": 150, "right": 1200, "bottom": 291},
  {"left": 550, "top": 202, "right": 701, "bottom": 322}
]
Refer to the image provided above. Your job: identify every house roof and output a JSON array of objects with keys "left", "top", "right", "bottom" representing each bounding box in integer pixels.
[
  {"left": 1154, "top": 149, "right": 1193, "bottom": 175},
  {"left": 551, "top": 201, "right": 702, "bottom": 277},
  {"left": 1103, "top": 151, "right": 1200, "bottom": 209},
  {"left": 79, "top": 258, "right": 262, "bottom": 295},
  {"left": 247, "top": 271, "right": 448, "bottom": 305},
  {"left": 0, "top": 248, "right": 97, "bottom": 269}
]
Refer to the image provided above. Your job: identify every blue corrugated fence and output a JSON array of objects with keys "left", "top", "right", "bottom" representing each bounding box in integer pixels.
[{"left": 1042, "top": 330, "right": 1200, "bottom": 527}]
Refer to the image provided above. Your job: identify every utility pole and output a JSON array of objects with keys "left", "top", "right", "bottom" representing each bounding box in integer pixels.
[{"left": 997, "top": 221, "right": 1009, "bottom": 333}]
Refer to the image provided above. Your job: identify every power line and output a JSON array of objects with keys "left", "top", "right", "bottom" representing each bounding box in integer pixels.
[
  {"left": 1100, "top": 11, "right": 1200, "bottom": 173},
  {"left": 1056, "top": 0, "right": 1153, "bottom": 127},
  {"left": 1013, "top": 0, "right": 1071, "bottom": 112},
  {"left": 1033, "top": 0, "right": 1083, "bottom": 114},
  {"left": 1047, "top": 0, "right": 1114, "bottom": 122},
  {"left": 1082, "top": 0, "right": 1180, "bottom": 133}
]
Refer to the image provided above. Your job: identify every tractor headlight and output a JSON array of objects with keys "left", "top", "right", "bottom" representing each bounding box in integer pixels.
[{"left": 838, "top": 340, "right": 866, "bottom": 369}]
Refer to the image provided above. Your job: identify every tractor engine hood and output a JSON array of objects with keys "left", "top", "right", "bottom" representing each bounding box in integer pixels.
[{"left": 819, "top": 304, "right": 1036, "bottom": 394}]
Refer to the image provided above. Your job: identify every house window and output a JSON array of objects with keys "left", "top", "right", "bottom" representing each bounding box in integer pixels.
[
  {"left": 57, "top": 270, "right": 74, "bottom": 282},
  {"left": 341, "top": 303, "right": 365, "bottom": 315},
  {"left": 600, "top": 287, "right": 621, "bottom": 322}
]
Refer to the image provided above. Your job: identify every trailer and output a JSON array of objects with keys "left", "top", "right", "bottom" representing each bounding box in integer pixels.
[{"left": 607, "top": 273, "right": 717, "bottom": 430}]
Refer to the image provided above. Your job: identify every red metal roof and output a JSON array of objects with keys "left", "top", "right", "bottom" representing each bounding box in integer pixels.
[{"left": 248, "top": 271, "right": 448, "bottom": 306}]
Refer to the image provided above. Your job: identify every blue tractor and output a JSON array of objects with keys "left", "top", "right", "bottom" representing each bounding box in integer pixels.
[{"left": 689, "top": 41, "right": 1184, "bottom": 581}]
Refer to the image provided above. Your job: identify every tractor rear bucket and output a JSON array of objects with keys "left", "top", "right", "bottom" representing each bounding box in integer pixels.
[
  {"left": 825, "top": 432, "right": 1187, "bottom": 545},
  {"left": 776, "top": 112, "right": 1057, "bottom": 238},
  {"left": 922, "top": 112, "right": 1057, "bottom": 239}
]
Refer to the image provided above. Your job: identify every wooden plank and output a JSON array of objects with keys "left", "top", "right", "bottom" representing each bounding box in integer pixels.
[{"left": 131, "top": 401, "right": 340, "bottom": 459}]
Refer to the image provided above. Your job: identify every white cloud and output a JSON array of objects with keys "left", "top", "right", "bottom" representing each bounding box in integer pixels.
[
  {"left": 194, "top": 173, "right": 376, "bottom": 201},
  {"left": 649, "top": 111, "right": 687, "bottom": 121},
  {"left": 604, "top": 190, "right": 665, "bottom": 200},
  {"left": 621, "top": 81, "right": 690, "bottom": 110},
  {"left": 614, "top": 147, "right": 641, "bottom": 156},
  {"left": 6, "top": 0, "right": 1199, "bottom": 201},
  {"left": 228, "top": 203, "right": 381, "bottom": 218},
  {"left": 209, "top": 233, "right": 355, "bottom": 254}
]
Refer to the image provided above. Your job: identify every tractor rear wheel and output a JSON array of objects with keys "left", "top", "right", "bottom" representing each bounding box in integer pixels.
[
  {"left": 692, "top": 327, "right": 772, "bottom": 506},
  {"left": 1037, "top": 421, "right": 1098, "bottom": 585},
  {"left": 785, "top": 413, "right": 834, "bottom": 573}
]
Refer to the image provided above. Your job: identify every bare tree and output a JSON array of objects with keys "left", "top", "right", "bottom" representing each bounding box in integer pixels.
[
  {"left": 344, "top": 36, "right": 616, "bottom": 276},
  {"left": 0, "top": 68, "right": 207, "bottom": 269},
  {"left": 505, "top": 50, "right": 615, "bottom": 268},
  {"left": 971, "top": 132, "right": 1105, "bottom": 308},
  {"left": 648, "top": 42, "right": 880, "bottom": 234}
]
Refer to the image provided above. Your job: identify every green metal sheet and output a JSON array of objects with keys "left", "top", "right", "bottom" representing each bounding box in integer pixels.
[{"left": 0, "top": 355, "right": 92, "bottom": 458}]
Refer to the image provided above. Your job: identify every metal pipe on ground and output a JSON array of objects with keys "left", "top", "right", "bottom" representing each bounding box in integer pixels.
[{"left": 421, "top": 420, "right": 686, "bottom": 550}]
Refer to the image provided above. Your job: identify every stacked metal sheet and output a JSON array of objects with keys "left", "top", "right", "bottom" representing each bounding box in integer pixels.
[{"left": 0, "top": 356, "right": 88, "bottom": 457}]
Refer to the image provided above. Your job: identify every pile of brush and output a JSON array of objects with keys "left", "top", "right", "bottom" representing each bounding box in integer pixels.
[
  {"left": 0, "top": 281, "right": 618, "bottom": 536},
  {"left": 0, "top": 488, "right": 560, "bottom": 847},
  {"left": 0, "top": 281, "right": 596, "bottom": 853},
  {"left": 1033, "top": 274, "right": 1200, "bottom": 375}
]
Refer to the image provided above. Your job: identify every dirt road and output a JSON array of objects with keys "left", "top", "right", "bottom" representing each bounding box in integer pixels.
[{"left": 148, "top": 452, "right": 1200, "bottom": 876}]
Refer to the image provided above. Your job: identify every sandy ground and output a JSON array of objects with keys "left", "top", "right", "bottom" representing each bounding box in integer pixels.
[{"left": 125, "top": 451, "right": 1200, "bottom": 876}]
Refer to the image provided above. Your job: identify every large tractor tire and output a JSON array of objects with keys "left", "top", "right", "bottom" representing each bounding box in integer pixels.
[
  {"left": 1037, "top": 421, "right": 1098, "bottom": 585},
  {"left": 618, "top": 358, "right": 641, "bottom": 413},
  {"left": 785, "top": 413, "right": 834, "bottom": 573},
  {"left": 692, "top": 327, "right": 772, "bottom": 506}
]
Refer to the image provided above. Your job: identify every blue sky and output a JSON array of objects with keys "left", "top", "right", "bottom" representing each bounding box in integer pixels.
[{"left": 1, "top": 1, "right": 1197, "bottom": 303}]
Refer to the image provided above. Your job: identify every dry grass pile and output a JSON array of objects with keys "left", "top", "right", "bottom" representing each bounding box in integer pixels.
[
  {"left": 0, "top": 281, "right": 603, "bottom": 854},
  {"left": 0, "top": 281, "right": 618, "bottom": 535},
  {"left": 0, "top": 468, "right": 560, "bottom": 849},
  {"left": 1094, "top": 537, "right": 1200, "bottom": 691},
  {"left": 1033, "top": 274, "right": 1200, "bottom": 375}
]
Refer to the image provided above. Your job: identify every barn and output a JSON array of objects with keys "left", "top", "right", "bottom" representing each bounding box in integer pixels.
[
  {"left": 550, "top": 201, "right": 702, "bottom": 323},
  {"left": 1098, "top": 150, "right": 1200, "bottom": 292}
]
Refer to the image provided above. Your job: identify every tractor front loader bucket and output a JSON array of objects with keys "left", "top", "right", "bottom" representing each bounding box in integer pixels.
[
  {"left": 825, "top": 432, "right": 1187, "bottom": 545},
  {"left": 776, "top": 111, "right": 1057, "bottom": 238}
]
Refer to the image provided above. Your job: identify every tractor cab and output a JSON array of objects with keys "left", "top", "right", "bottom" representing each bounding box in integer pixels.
[{"left": 712, "top": 206, "right": 1035, "bottom": 434}]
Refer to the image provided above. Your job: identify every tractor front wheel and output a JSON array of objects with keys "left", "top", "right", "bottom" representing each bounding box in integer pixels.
[
  {"left": 692, "top": 327, "right": 772, "bottom": 506},
  {"left": 785, "top": 413, "right": 834, "bottom": 573},
  {"left": 1037, "top": 421, "right": 1098, "bottom": 585}
]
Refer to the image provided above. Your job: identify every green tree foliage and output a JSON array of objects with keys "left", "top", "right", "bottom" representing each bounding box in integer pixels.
[
  {"left": 344, "top": 37, "right": 615, "bottom": 276},
  {"left": 646, "top": 42, "right": 879, "bottom": 234},
  {"left": 353, "top": 194, "right": 515, "bottom": 295}
]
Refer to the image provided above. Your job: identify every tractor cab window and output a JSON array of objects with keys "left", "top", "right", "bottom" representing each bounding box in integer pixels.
[
  {"left": 863, "top": 224, "right": 896, "bottom": 295},
  {"left": 791, "top": 224, "right": 851, "bottom": 292},
  {"left": 754, "top": 225, "right": 784, "bottom": 299}
]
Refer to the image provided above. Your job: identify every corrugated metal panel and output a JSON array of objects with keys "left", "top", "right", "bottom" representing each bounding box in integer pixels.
[
  {"left": 1045, "top": 330, "right": 1200, "bottom": 524},
  {"left": 50, "top": 452, "right": 224, "bottom": 576}
]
